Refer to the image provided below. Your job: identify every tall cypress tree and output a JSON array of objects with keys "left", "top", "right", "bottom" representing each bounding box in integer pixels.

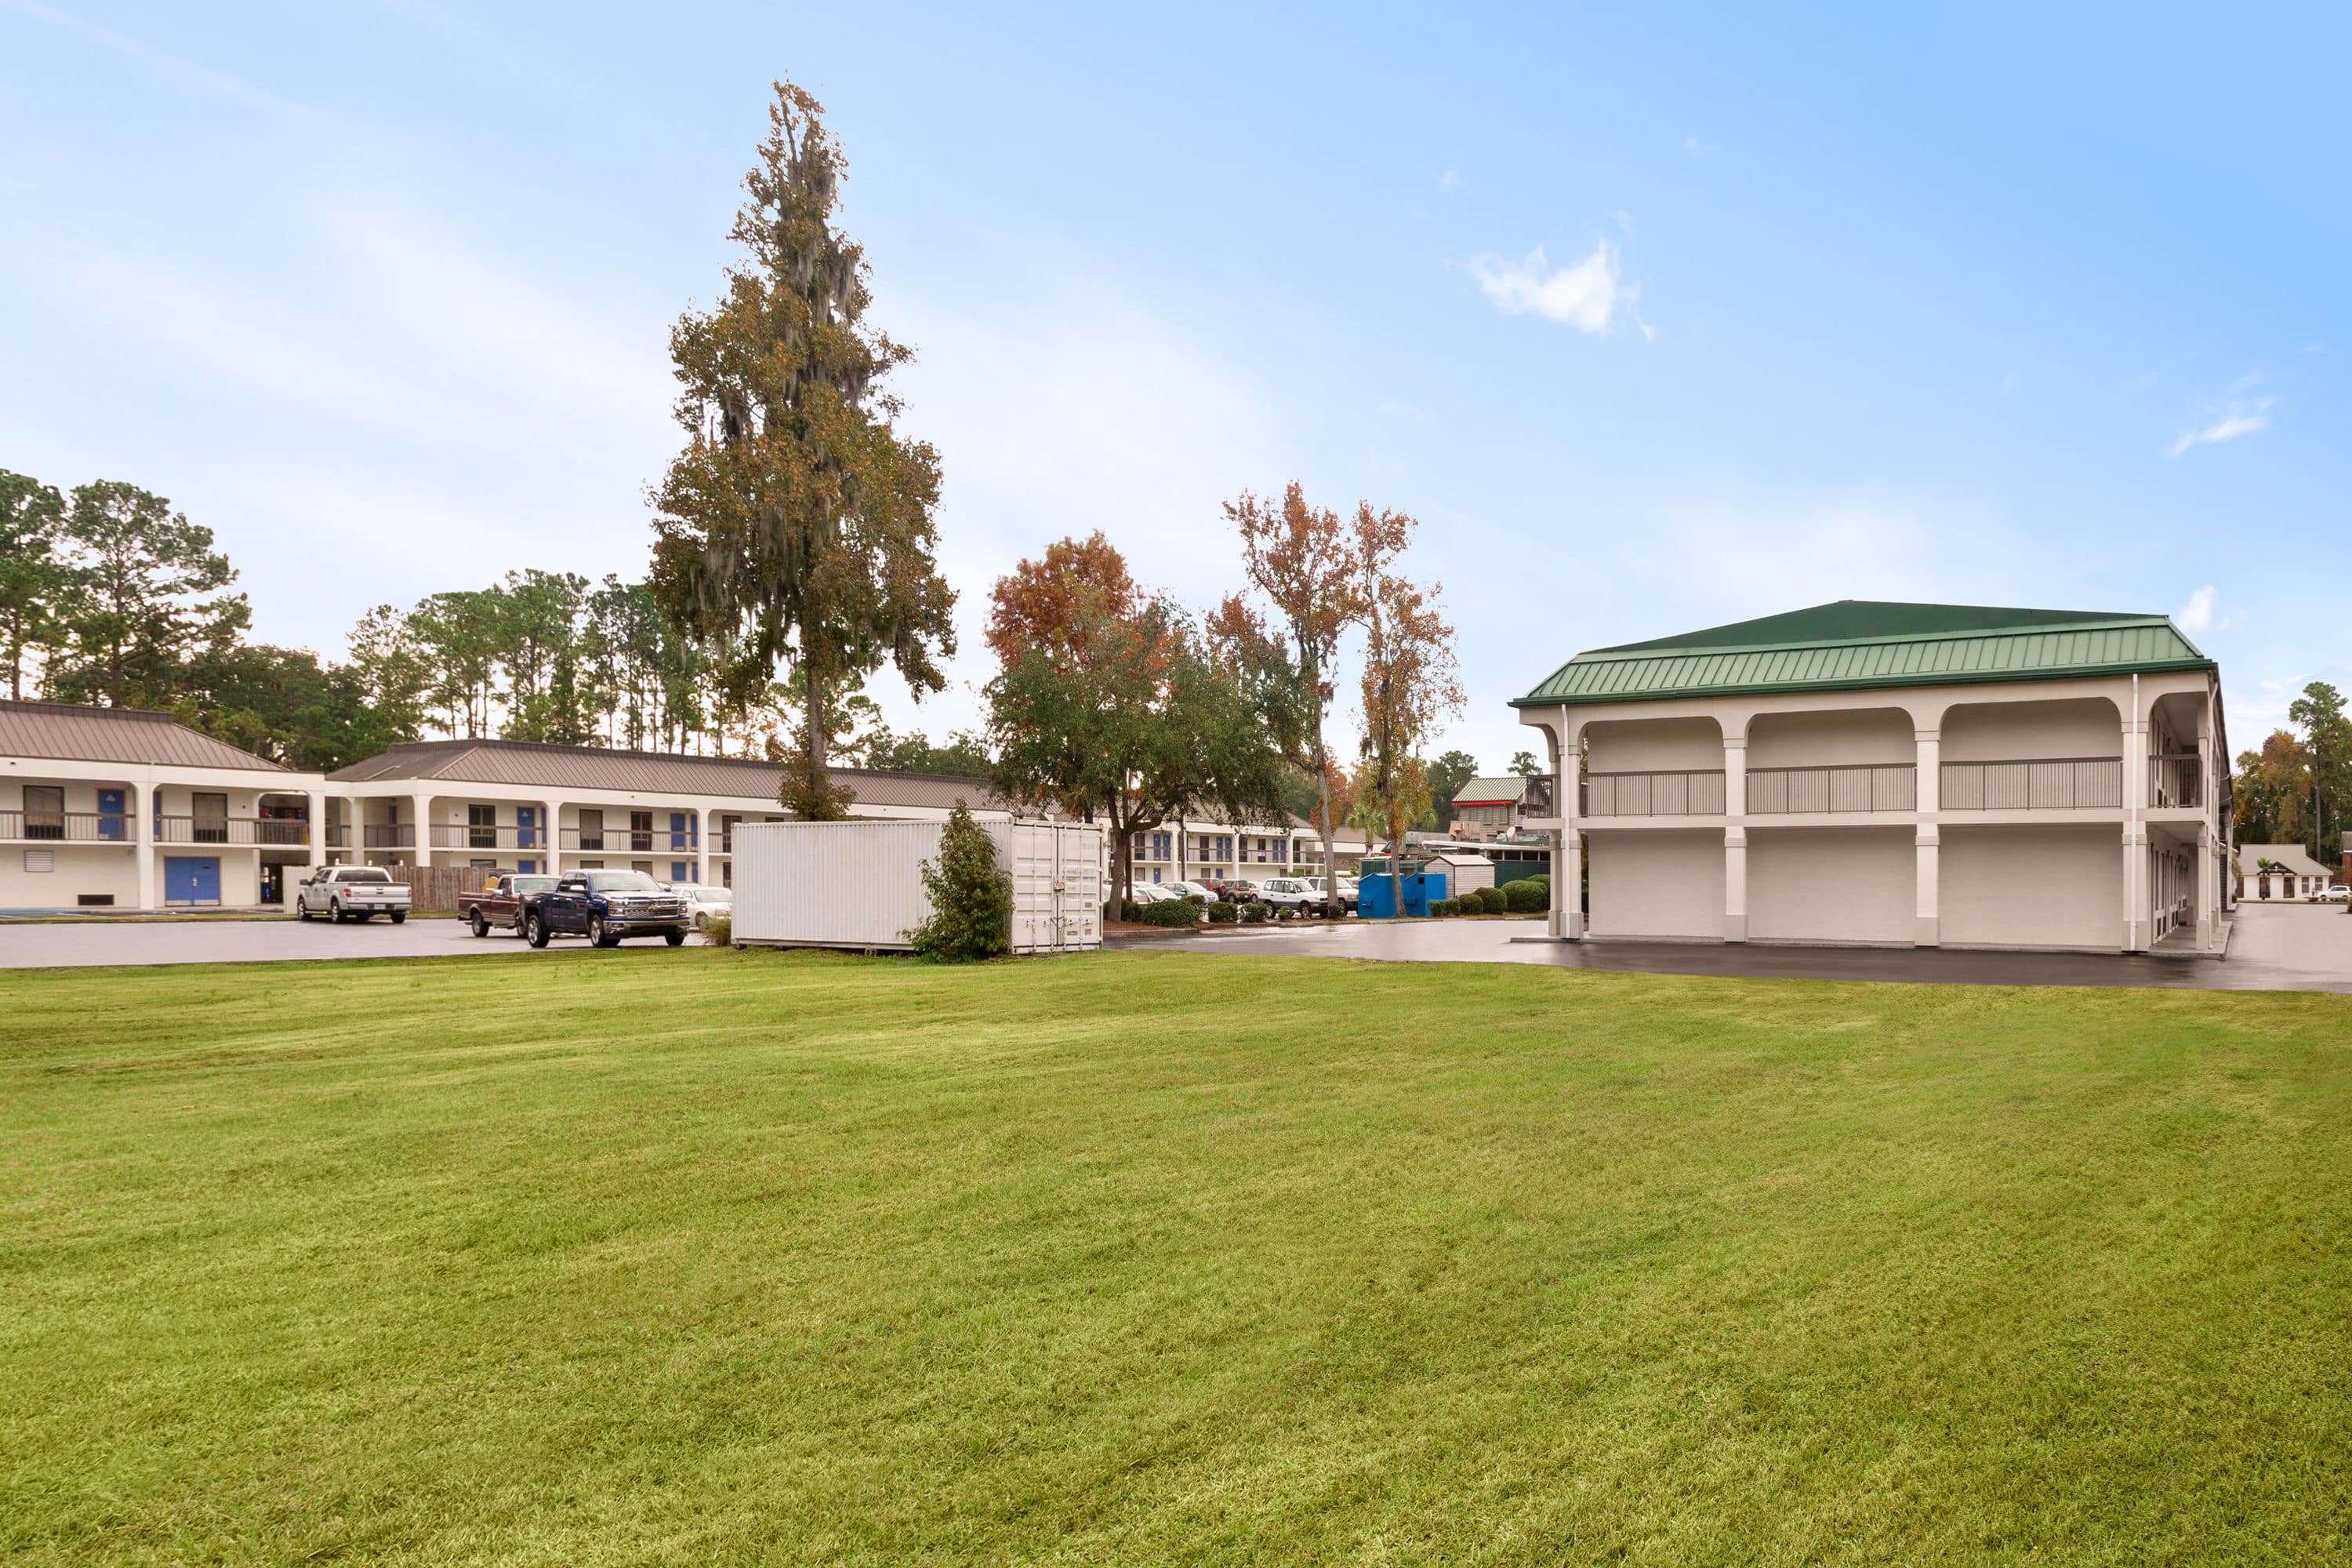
[{"left": 652, "top": 79, "right": 956, "bottom": 819}]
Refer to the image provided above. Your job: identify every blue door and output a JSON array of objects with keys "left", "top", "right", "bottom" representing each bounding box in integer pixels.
[
  {"left": 516, "top": 858, "right": 538, "bottom": 875},
  {"left": 165, "top": 856, "right": 221, "bottom": 906},
  {"left": 670, "top": 861, "right": 690, "bottom": 883},
  {"left": 96, "top": 788, "right": 126, "bottom": 841},
  {"left": 516, "top": 806, "right": 538, "bottom": 848},
  {"left": 669, "top": 811, "right": 688, "bottom": 851}
]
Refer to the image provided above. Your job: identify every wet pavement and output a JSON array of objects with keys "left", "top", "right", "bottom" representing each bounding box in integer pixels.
[
  {"left": 1108, "top": 903, "right": 2352, "bottom": 993},
  {"left": 0, "top": 917, "right": 711, "bottom": 970}
]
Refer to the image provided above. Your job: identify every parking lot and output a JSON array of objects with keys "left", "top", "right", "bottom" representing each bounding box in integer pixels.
[
  {"left": 0, "top": 917, "right": 713, "bottom": 969},
  {"left": 1112, "top": 902, "right": 2352, "bottom": 993}
]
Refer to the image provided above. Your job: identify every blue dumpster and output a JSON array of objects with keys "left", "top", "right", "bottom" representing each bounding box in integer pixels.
[{"left": 1360, "top": 870, "right": 1446, "bottom": 918}]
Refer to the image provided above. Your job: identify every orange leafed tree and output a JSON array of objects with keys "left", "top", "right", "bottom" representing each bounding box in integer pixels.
[
  {"left": 1354, "top": 566, "right": 1463, "bottom": 916},
  {"left": 1214, "top": 483, "right": 1414, "bottom": 895}
]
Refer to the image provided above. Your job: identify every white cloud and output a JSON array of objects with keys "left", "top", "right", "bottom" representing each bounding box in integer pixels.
[
  {"left": 2166, "top": 397, "right": 2274, "bottom": 457},
  {"left": 1436, "top": 168, "right": 1463, "bottom": 194},
  {"left": 2176, "top": 585, "right": 2229, "bottom": 637},
  {"left": 1469, "top": 241, "right": 1635, "bottom": 336}
]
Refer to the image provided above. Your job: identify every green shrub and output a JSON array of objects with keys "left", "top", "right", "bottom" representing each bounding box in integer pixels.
[
  {"left": 1432, "top": 897, "right": 1457, "bottom": 916},
  {"left": 906, "top": 801, "right": 1012, "bottom": 962},
  {"left": 1207, "top": 899, "right": 1239, "bottom": 924},
  {"left": 1242, "top": 901, "right": 1269, "bottom": 924},
  {"left": 1503, "top": 877, "right": 1546, "bottom": 913},
  {"left": 699, "top": 910, "right": 732, "bottom": 946},
  {"left": 1473, "top": 885, "right": 1508, "bottom": 914},
  {"left": 1140, "top": 898, "right": 1199, "bottom": 928}
]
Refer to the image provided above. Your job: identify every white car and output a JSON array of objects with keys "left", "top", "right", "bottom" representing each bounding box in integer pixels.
[
  {"left": 1305, "top": 875, "right": 1359, "bottom": 914},
  {"left": 1256, "top": 877, "right": 1326, "bottom": 915},
  {"left": 2318, "top": 884, "right": 2352, "bottom": 903},
  {"left": 1164, "top": 880, "right": 1220, "bottom": 902},
  {"left": 296, "top": 866, "right": 412, "bottom": 924},
  {"left": 1127, "top": 883, "right": 1178, "bottom": 904},
  {"left": 666, "top": 883, "right": 735, "bottom": 929}
]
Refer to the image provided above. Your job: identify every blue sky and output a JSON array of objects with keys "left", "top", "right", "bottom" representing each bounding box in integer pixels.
[{"left": 4, "top": 2, "right": 2346, "bottom": 768}]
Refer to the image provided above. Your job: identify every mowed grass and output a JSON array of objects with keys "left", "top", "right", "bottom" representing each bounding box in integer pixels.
[{"left": 2, "top": 949, "right": 2349, "bottom": 1566}]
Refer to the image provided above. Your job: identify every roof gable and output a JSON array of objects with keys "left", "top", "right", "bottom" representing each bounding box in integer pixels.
[
  {"left": 1515, "top": 600, "right": 2213, "bottom": 708},
  {"left": 0, "top": 700, "right": 289, "bottom": 772}
]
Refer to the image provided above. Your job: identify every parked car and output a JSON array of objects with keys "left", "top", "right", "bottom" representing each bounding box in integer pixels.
[
  {"left": 1306, "top": 874, "right": 1359, "bottom": 915},
  {"left": 665, "top": 882, "right": 735, "bottom": 930},
  {"left": 1256, "top": 877, "right": 1327, "bottom": 916},
  {"left": 2318, "top": 884, "right": 2352, "bottom": 903},
  {"left": 1208, "top": 878, "right": 1262, "bottom": 905},
  {"left": 1127, "top": 882, "right": 1178, "bottom": 904},
  {"left": 295, "top": 866, "right": 412, "bottom": 924},
  {"left": 1164, "top": 880, "right": 1220, "bottom": 902},
  {"left": 458, "top": 873, "right": 557, "bottom": 937},
  {"left": 517, "top": 869, "right": 689, "bottom": 949}
]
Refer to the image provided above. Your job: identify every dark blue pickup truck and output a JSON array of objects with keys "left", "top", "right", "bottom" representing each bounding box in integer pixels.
[{"left": 519, "top": 869, "right": 690, "bottom": 949}]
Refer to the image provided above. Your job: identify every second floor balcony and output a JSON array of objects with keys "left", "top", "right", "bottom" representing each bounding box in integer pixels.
[
  {"left": 1584, "top": 769, "right": 1728, "bottom": 818},
  {"left": 1, "top": 808, "right": 130, "bottom": 842},
  {"left": 1748, "top": 764, "right": 1918, "bottom": 815},
  {"left": 155, "top": 815, "right": 310, "bottom": 847},
  {"left": 428, "top": 823, "right": 551, "bottom": 851},
  {"left": 1939, "top": 757, "right": 2122, "bottom": 811}
]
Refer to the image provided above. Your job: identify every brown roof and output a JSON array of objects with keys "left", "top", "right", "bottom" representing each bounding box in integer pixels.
[
  {"left": 0, "top": 699, "right": 289, "bottom": 772},
  {"left": 327, "top": 736, "right": 1013, "bottom": 811}
]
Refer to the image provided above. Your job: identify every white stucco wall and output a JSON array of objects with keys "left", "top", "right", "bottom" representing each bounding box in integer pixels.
[
  {"left": 1744, "top": 708, "right": 1914, "bottom": 768},
  {"left": 1584, "top": 717, "right": 1723, "bottom": 773},
  {"left": 1942, "top": 825, "right": 2118, "bottom": 949},
  {"left": 1747, "top": 827, "right": 1915, "bottom": 944},
  {"left": 1587, "top": 829, "right": 1724, "bottom": 939},
  {"left": 0, "top": 845, "right": 143, "bottom": 909},
  {"left": 1940, "top": 698, "right": 2120, "bottom": 761}
]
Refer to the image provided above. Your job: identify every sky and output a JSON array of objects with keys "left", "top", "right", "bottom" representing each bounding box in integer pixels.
[{"left": 3, "top": 1, "right": 2347, "bottom": 769}]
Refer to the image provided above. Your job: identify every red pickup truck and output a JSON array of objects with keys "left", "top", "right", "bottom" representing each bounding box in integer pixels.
[{"left": 458, "top": 873, "right": 558, "bottom": 938}]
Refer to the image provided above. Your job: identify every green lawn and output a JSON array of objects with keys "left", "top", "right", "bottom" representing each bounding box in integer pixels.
[{"left": 3, "top": 949, "right": 2348, "bottom": 1565}]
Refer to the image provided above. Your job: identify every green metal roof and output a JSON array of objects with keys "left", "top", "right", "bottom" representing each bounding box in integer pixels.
[{"left": 1512, "top": 600, "right": 2214, "bottom": 708}]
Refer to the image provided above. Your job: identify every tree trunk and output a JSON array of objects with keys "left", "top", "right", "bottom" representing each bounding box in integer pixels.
[{"left": 1387, "top": 800, "right": 1407, "bottom": 919}]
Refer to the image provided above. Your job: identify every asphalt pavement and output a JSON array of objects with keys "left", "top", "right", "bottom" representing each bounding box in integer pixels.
[{"left": 0, "top": 916, "right": 710, "bottom": 969}]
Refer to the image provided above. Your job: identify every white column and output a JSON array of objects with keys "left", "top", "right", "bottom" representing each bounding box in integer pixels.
[
  {"left": 306, "top": 789, "right": 328, "bottom": 888},
  {"left": 545, "top": 800, "right": 561, "bottom": 869},
  {"left": 2120, "top": 699, "right": 2141, "bottom": 952},
  {"left": 1915, "top": 728, "right": 1940, "bottom": 945},
  {"left": 412, "top": 792, "right": 434, "bottom": 866},
  {"left": 1553, "top": 826, "right": 1583, "bottom": 938},
  {"left": 2195, "top": 823, "right": 2218, "bottom": 949},
  {"left": 1722, "top": 731, "right": 1746, "bottom": 942},
  {"left": 695, "top": 807, "right": 713, "bottom": 885},
  {"left": 133, "top": 775, "right": 157, "bottom": 911}
]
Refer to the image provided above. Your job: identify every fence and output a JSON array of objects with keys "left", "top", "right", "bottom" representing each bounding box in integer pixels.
[{"left": 385, "top": 863, "right": 495, "bottom": 913}]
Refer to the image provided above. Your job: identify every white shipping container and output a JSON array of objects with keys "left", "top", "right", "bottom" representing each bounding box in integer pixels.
[{"left": 730, "top": 818, "right": 1104, "bottom": 954}]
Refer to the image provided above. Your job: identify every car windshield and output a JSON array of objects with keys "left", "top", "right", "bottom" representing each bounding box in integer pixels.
[
  {"left": 586, "top": 872, "right": 662, "bottom": 893},
  {"left": 510, "top": 877, "right": 556, "bottom": 894},
  {"left": 338, "top": 869, "right": 391, "bottom": 884}
]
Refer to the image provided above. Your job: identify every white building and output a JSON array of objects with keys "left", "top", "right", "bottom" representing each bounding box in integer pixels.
[
  {"left": 2234, "top": 843, "right": 2335, "bottom": 901},
  {"left": 1124, "top": 815, "right": 1370, "bottom": 886},
  {"left": 0, "top": 700, "right": 322, "bottom": 911},
  {"left": 1512, "top": 601, "right": 2234, "bottom": 954},
  {"left": 0, "top": 703, "right": 1028, "bottom": 913},
  {"left": 1448, "top": 775, "right": 1535, "bottom": 840}
]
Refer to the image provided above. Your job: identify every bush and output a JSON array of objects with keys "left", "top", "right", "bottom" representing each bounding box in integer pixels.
[
  {"left": 906, "top": 801, "right": 1012, "bottom": 962},
  {"left": 1242, "top": 901, "right": 1269, "bottom": 924},
  {"left": 1139, "top": 897, "right": 1199, "bottom": 929},
  {"left": 1207, "top": 899, "right": 1239, "bottom": 924},
  {"left": 699, "top": 910, "right": 732, "bottom": 946},
  {"left": 1473, "top": 884, "right": 1508, "bottom": 914},
  {"left": 1432, "top": 897, "right": 1457, "bottom": 916},
  {"left": 1503, "top": 877, "right": 1546, "bottom": 913}
]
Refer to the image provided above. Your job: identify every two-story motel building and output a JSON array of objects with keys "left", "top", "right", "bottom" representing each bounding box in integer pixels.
[{"left": 1513, "top": 601, "right": 2232, "bottom": 955}]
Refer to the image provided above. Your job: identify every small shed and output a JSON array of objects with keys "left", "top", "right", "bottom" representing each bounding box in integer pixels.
[
  {"left": 1423, "top": 851, "right": 1496, "bottom": 895},
  {"left": 731, "top": 818, "right": 1104, "bottom": 953}
]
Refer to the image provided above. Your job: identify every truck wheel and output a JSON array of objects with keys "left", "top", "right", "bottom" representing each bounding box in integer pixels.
[
  {"left": 588, "top": 913, "right": 615, "bottom": 949},
  {"left": 664, "top": 928, "right": 686, "bottom": 947},
  {"left": 330, "top": 898, "right": 345, "bottom": 924},
  {"left": 526, "top": 913, "right": 549, "bottom": 949},
  {"left": 389, "top": 911, "right": 406, "bottom": 925},
  {"left": 470, "top": 911, "right": 489, "bottom": 938},
  {"left": 296, "top": 899, "right": 311, "bottom": 921}
]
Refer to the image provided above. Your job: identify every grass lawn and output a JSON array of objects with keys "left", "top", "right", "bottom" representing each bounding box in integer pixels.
[{"left": 3, "top": 949, "right": 2348, "bottom": 1565}]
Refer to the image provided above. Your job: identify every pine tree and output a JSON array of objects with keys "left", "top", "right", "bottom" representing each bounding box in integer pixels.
[{"left": 907, "top": 801, "right": 1013, "bottom": 961}]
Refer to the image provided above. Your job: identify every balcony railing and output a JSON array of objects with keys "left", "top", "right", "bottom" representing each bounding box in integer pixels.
[
  {"left": 325, "top": 824, "right": 351, "bottom": 848},
  {"left": 0, "top": 810, "right": 129, "bottom": 842},
  {"left": 362, "top": 823, "right": 415, "bottom": 848},
  {"left": 1522, "top": 772, "right": 1558, "bottom": 815},
  {"left": 561, "top": 827, "right": 695, "bottom": 852},
  {"left": 1940, "top": 757, "right": 2122, "bottom": 811},
  {"left": 1748, "top": 763, "right": 1918, "bottom": 815},
  {"left": 2150, "top": 753, "right": 2201, "bottom": 808},
  {"left": 1583, "top": 769, "right": 1727, "bottom": 818},
  {"left": 155, "top": 815, "right": 310, "bottom": 846},
  {"left": 428, "top": 823, "right": 552, "bottom": 850}
]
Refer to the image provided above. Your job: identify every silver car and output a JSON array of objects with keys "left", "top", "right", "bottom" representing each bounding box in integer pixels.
[{"left": 296, "top": 866, "right": 413, "bottom": 924}]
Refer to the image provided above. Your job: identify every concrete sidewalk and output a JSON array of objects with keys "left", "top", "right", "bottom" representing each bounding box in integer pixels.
[{"left": 1107, "top": 904, "right": 2352, "bottom": 993}]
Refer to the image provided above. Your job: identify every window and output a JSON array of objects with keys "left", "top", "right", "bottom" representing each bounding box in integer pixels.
[
  {"left": 578, "top": 808, "right": 604, "bottom": 850},
  {"left": 23, "top": 785, "right": 64, "bottom": 840},
  {"left": 629, "top": 811, "right": 653, "bottom": 852},
  {"left": 468, "top": 804, "right": 498, "bottom": 849},
  {"left": 632, "top": 860, "right": 654, "bottom": 876},
  {"left": 580, "top": 858, "right": 604, "bottom": 869},
  {"left": 192, "top": 792, "right": 229, "bottom": 844},
  {"left": 469, "top": 858, "right": 498, "bottom": 870},
  {"left": 720, "top": 814, "right": 742, "bottom": 851}
]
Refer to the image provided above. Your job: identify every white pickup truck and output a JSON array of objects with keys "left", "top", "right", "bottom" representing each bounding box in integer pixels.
[{"left": 295, "top": 866, "right": 413, "bottom": 924}]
